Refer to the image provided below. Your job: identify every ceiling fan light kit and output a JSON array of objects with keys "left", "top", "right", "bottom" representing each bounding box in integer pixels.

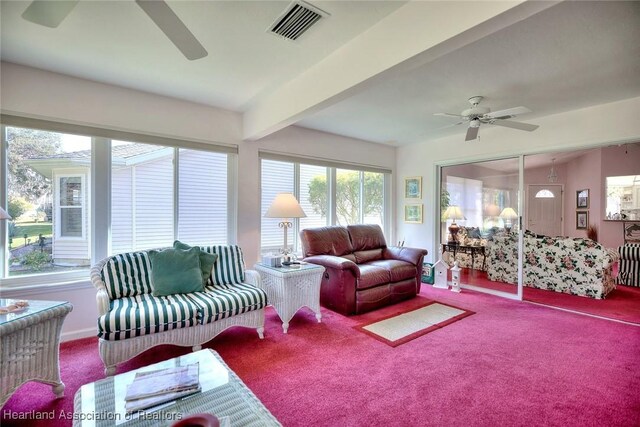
[{"left": 435, "top": 95, "right": 539, "bottom": 141}]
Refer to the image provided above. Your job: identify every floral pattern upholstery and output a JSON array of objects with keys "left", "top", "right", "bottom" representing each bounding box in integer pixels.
[{"left": 486, "top": 232, "right": 618, "bottom": 299}]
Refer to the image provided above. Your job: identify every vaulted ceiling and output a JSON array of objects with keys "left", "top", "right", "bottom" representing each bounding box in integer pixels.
[{"left": 2, "top": 1, "right": 639, "bottom": 146}]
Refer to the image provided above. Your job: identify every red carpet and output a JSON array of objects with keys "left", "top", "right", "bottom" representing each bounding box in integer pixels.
[
  {"left": 458, "top": 268, "right": 640, "bottom": 324},
  {"left": 2, "top": 286, "right": 640, "bottom": 426}
]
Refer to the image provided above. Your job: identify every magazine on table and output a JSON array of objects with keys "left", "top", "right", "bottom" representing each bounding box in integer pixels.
[{"left": 124, "top": 362, "right": 200, "bottom": 411}]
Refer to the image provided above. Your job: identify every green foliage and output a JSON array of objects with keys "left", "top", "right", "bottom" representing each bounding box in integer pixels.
[
  {"left": 7, "top": 127, "right": 61, "bottom": 202},
  {"left": 8, "top": 196, "right": 32, "bottom": 219},
  {"left": 8, "top": 222, "right": 17, "bottom": 238},
  {"left": 441, "top": 188, "right": 451, "bottom": 221},
  {"left": 21, "top": 250, "right": 52, "bottom": 271},
  {"left": 308, "top": 171, "right": 383, "bottom": 225}
]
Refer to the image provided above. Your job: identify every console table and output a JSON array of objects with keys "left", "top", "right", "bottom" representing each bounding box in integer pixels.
[
  {"left": 442, "top": 243, "right": 487, "bottom": 271},
  {"left": 0, "top": 299, "right": 73, "bottom": 406}
]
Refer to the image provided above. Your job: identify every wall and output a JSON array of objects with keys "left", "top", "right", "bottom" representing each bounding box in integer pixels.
[
  {"left": 397, "top": 96, "right": 640, "bottom": 262},
  {"left": 563, "top": 149, "right": 602, "bottom": 239},
  {"left": 599, "top": 144, "right": 640, "bottom": 248},
  {"left": 0, "top": 62, "right": 396, "bottom": 339}
]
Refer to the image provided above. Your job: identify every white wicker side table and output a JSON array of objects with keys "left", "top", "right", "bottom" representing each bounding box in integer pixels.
[
  {"left": 254, "top": 263, "right": 324, "bottom": 333},
  {"left": 0, "top": 299, "right": 73, "bottom": 406}
]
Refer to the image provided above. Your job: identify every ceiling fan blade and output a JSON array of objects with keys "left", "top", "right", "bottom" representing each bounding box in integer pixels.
[
  {"left": 491, "top": 119, "right": 539, "bottom": 132},
  {"left": 485, "top": 106, "right": 531, "bottom": 119},
  {"left": 434, "top": 113, "right": 463, "bottom": 119},
  {"left": 465, "top": 126, "right": 479, "bottom": 141},
  {"left": 136, "top": 0, "right": 208, "bottom": 61},
  {"left": 22, "top": 0, "right": 79, "bottom": 28}
]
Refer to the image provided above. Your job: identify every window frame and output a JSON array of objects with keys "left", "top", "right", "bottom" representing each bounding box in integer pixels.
[
  {"left": 259, "top": 153, "right": 391, "bottom": 256},
  {"left": 0, "top": 116, "right": 238, "bottom": 289},
  {"left": 55, "top": 172, "right": 87, "bottom": 240}
]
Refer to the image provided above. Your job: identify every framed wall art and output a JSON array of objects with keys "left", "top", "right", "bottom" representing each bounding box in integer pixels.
[
  {"left": 576, "top": 189, "right": 589, "bottom": 209},
  {"left": 623, "top": 221, "right": 640, "bottom": 243},
  {"left": 404, "top": 177, "right": 422, "bottom": 199},
  {"left": 576, "top": 211, "right": 588, "bottom": 230},
  {"left": 404, "top": 204, "right": 423, "bottom": 224}
]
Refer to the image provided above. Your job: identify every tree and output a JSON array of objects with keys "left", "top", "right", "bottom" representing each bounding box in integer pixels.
[
  {"left": 7, "top": 128, "right": 61, "bottom": 202},
  {"left": 8, "top": 196, "right": 32, "bottom": 220},
  {"left": 308, "top": 171, "right": 383, "bottom": 225}
]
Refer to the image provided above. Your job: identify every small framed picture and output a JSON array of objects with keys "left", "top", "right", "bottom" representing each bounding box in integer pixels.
[
  {"left": 576, "top": 189, "right": 589, "bottom": 208},
  {"left": 623, "top": 221, "right": 640, "bottom": 243},
  {"left": 576, "top": 211, "right": 588, "bottom": 230},
  {"left": 405, "top": 204, "right": 423, "bottom": 224},
  {"left": 404, "top": 177, "right": 422, "bottom": 199}
]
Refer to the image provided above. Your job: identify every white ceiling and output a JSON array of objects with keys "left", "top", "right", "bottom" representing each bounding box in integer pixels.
[{"left": 1, "top": 1, "right": 639, "bottom": 146}]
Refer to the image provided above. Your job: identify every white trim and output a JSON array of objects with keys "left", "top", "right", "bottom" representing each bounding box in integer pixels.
[
  {"left": 259, "top": 150, "right": 392, "bottom": 175},
  {"left": 61, "top": 327, "right": 96, "bottom": 342},
  {"left": 55, "top": 172, "right": 87, "bottom": 240},
  {"left": 0, "top": 276, "right": 91, "bottom": 295}
]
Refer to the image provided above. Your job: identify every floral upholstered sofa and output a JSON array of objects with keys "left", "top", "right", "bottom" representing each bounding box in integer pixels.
[
  {"left": 90, "top": 244, "right": 267, "bottom": 375},
  {"left": 486, "top": 232, "right": 618, "bottom": 298}
]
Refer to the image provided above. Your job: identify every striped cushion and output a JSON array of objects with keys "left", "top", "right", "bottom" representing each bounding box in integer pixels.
[
  {"left": 98, "top": 292, "right": 199, "bottom": 341},
  {"left": 617, "top": 243, "right": 640, "bottom": 287},
  {"left": 101, "top": 252, "right": 153, "bottom": 299},
  {"left": 188, "top": 283, "right": 268, "bottom": 324},
  {"left": 200, "top": 245, "right": 246, "bottom": 285}
]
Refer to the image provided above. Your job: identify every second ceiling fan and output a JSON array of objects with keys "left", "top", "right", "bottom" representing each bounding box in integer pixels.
[{"left": 434, "top": 96, "right": 539, "bottom": 141}]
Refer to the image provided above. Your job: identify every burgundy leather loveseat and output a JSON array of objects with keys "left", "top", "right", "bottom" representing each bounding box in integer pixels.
[{"left": 300, "top": 224, "right": 428, "bottom": 315}]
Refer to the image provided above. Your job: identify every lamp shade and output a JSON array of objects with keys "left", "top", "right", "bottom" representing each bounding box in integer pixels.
[
  {"left": 499, "top": 207, "right": 518, "bottom": 220},
  {"left": 443, "top": 206, "right": 465, "bottom": 221},
  {"left": 264, "top": 193, "right": 307, "bottom": 219},
  {"left": 0, "top": 207, "right": 11, "bottom": 220}
]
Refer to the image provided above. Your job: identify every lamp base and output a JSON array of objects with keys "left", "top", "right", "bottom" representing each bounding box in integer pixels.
[{"left": 448, "top": 222, "right": 460, "bottom": 244}]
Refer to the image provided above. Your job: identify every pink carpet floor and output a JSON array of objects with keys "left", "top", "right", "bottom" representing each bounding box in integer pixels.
[
  {"left": 2, "top": 285, "right": 640, "bottom": 426},
  {"left": 457, "top": 268, "right": 640, "bottom": 324}
]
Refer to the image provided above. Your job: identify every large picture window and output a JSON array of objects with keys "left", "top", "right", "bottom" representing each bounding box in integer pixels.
[
  {"left": 0, "top": 118, "right": 236, "bottom": 285},
  {"left": 260, "top": 155, "right": 389, "bottom": 256}
]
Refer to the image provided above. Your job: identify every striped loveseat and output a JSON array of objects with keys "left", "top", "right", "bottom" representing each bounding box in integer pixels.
[{"left": 90, "top": 245, "right": 267, "bottom": 376}]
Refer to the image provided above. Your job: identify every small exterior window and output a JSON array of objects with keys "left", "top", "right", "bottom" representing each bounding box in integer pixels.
[{"left": 58, "top": 176, "right": 85, "bottom": 238}]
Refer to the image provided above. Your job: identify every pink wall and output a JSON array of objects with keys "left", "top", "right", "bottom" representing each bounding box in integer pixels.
[
  {"left": 599, "top": 144, "right": 640, "bottom": 249},
  {"left": 564, "top": 150, "right": 602, "bottom": 239}
]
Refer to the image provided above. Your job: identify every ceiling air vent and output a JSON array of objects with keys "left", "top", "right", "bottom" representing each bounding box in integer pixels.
[{"left": 268, "top": 1, "right": 328, "bottom": 41}]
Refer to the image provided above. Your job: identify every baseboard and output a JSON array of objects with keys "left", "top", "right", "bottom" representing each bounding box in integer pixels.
[{"left": 61, "top": 327, "right": 95, "bottom": 342}]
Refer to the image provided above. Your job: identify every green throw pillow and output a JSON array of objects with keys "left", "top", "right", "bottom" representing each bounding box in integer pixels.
[
  {"left": 173, "top": 240, "right": 218, "bottom": 286},
  {"left": 149, "top": 247, "right": 204, "bottom": 297}
]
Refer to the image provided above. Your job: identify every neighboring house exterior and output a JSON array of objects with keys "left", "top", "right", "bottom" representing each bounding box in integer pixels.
[{"left": 26, "top": 143, "right": 226, "bottom": 266}]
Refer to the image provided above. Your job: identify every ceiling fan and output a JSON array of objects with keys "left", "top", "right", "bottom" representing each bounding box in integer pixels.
[
  {"left": 434, "top": 96, "right": 539, "bottom": 141},
  {"left": 21, "top": 0, "right": 208, "bottom": 60}
]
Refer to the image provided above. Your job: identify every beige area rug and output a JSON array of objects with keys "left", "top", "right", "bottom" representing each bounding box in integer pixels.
[{"left": 355, "top": 301, "right": 474, "bottom": 347}]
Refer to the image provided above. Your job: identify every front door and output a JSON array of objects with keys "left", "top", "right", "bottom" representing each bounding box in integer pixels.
[{"left": 527, "top": 184, "right": 563, "bottom": 236}]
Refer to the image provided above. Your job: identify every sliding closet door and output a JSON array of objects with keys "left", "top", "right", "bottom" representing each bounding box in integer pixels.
[{"left": 440, "top": 158, "right": 522, "bottom": 297}]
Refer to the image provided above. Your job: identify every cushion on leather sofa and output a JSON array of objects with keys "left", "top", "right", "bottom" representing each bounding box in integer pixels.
[
  {"left": 357, "top": 264, "right": 391, "bottom": 289},
  {"left": 368, "top": 259, "right": 417, "bottom": 282},
  {"left": 300, "top": 226, "right": 355, "bottom": 258}
]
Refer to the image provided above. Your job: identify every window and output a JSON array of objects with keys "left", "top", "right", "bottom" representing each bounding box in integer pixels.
[
  {"left": 260, "top": 155, "right": 388, "bottom": 256},
  {"left": 1, "top": 117, "right": 236, "bottom": 286},
  {"left": 58, "top": 175, "right": 85, "bottom": 238}
]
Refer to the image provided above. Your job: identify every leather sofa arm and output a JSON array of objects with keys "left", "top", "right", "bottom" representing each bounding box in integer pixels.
[
  {"left": 383, "top": 246, "right": 428, "bottom": 266},
  {"left": 303, "top": 255, "right": 360, "bottom": 277}
]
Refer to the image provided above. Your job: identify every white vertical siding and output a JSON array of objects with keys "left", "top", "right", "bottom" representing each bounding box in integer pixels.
[
  {"left": 111, "top": 167, "right": 133, "bottom": 253},
  {"left": 134, "top": 155, "right": 174, "bottom": 250},
  {"left": 177, "top": 149, "right": 228, "bottom": 245},
  {"left": 261, "top": 160, "right": 294, "bottom": 253}
]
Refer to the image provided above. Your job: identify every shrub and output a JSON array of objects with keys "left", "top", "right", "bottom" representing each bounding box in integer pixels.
[{"left": 21, "top": 250, "right": 52, "bottom": 271}]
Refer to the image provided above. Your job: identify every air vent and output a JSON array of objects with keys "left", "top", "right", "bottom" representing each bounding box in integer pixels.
[{"left": 268, "top": 1, "right": 328, "bottom": 41}]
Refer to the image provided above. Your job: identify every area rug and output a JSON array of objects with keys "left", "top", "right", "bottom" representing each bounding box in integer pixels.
[{"left": 355, "top": 301, "right": 474, "bottom": 347}]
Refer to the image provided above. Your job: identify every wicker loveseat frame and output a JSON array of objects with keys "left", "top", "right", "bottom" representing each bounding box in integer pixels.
[{"left": 90, "top": 245, "right": 267, "bottom": 376}]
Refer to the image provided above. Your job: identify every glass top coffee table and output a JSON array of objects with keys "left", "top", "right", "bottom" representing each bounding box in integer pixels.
[
  {"left": 1, "top": 299, "right": 73, "bottom": 407},
  {"left": 73, "top": 349, "right": 281, "bottom": 426}
]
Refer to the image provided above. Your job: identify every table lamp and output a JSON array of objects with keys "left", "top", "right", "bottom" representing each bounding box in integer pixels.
[
  {"left": 499, "top": 207, "right": 518, "bottom": 233},
  {"left": 0, "top": 207, "right": 11, "bottom": 220},
  {"left": 264, "top": 193, "right": 306, "bottom": 260},
  {"left": 443, "top": 205, "right": 465, "bottom": 244}
]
